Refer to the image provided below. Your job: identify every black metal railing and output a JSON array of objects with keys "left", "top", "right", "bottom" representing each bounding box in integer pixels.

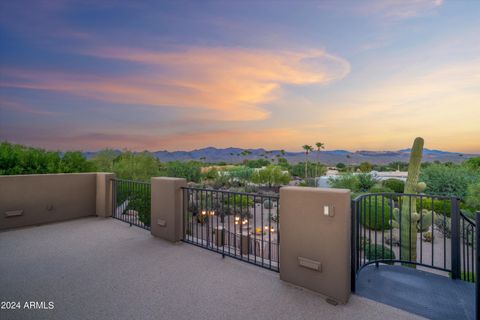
[
  {"left": 111, "top": 178, "right": 151, "bottom": 230},
  {"left": 460, "top": 211, "right": 476, "bottom": 282},
  {"left": 351, "top": 193, "right": 476, "bottom": 284},
  {"left": 182, "top": 187, "right": 280, "bottom": 272}
]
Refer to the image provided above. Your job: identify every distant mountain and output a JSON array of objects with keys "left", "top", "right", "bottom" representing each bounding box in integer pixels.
[{"left": 83, "top": 147, "right": 478, "bottom": 165}]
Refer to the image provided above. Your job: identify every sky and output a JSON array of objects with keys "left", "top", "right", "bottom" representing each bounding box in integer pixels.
[{"left": 0, "top": 0, "right": 479, "bottom": 153}]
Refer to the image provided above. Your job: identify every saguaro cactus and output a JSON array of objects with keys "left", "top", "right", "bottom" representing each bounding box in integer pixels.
[{"left": 399, "top": 137, "right": 424, "bottom": 265}]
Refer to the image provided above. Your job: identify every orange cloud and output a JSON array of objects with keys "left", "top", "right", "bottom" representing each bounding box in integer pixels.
[{"left": 0, "top": 47, "right": 349, "bottom": 121}]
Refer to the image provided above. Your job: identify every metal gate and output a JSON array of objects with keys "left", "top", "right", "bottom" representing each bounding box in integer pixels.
[
  {"left": 351, "top": 192, "right": 477, "bottom": 292},
  {"left": 181, "top": 187, "right": 280, "bottom": 272},
  {"left": 111, "top": 178, "right": 151, "bottom": 230}
]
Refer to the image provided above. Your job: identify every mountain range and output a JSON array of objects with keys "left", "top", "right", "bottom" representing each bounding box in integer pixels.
[{"left": 83, "top": 147, "right": 479, "bottom": 165}]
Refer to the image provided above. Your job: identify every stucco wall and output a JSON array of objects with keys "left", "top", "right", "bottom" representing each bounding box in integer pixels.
[
  {"left": 0, "top": 173, "right": 101, "bottom": 230},
  {"left": 279, "top": 186, "right": 351, "bottom": 304}
]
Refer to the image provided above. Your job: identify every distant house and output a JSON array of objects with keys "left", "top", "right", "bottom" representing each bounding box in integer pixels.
[{"left": 316, "top": 170, "right": 407, "bottom": 188}]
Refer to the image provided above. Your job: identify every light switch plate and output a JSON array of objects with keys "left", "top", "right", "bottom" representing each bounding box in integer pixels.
[{"left": 323, "top": 205, "right": 334, "bottom": 217}]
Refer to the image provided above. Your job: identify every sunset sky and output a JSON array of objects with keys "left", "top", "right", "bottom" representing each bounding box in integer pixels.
[{"left": 1, "top": 0, "right": 479, "bottom": 152}]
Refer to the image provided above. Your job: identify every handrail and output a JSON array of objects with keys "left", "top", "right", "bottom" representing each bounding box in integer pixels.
[
  {"left": 111, "top": 178, "right": 150, "bottom": 184},
  {"left": 353, "top": 192, "right": 457, "bottom": 202},
  {"left": 181, "top": 186, "right": 279, "bottom": 199}
]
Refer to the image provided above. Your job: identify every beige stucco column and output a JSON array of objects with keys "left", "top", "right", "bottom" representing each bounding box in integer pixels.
[
  {"left": 96, "top": 173, "right": 115, "bottom": 218},
  {"left": 279, "top": 186, "right": 351, "bottom": 304},
  {"left": 150, "top": 177, "right": 187, "bottom": 242}
]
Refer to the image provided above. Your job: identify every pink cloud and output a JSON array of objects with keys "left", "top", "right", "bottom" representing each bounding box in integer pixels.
[{"left": 0, "top": 46, "right": 350, "bottom": 121}]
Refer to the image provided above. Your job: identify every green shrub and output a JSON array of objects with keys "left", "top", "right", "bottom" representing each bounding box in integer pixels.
[
  {"left": 364, "top": 244, "right": 396, "bottom": 261},
  {"left": 361, "top": 199, "right": 392, "bottom": 230},
  {"left": 382, "top": 179, "right": 405, "bottom": 194},
  {"left": 420, "top": 164, "right": 479, "bottom": 198},
  {"left": 368, "top": 185, "right": 394, "bottom": 194},
  {"left": 329, "top": 173, "right": 359, "bottom": 191},
  {"left": 465, "top": 182, "right": 480, "bottom": 212},
  {"left": 357, "top": 173, "right": 378, "bottom": 192},
  {"left": 416, "top": 198, "right": 452, "bottom": 217}
]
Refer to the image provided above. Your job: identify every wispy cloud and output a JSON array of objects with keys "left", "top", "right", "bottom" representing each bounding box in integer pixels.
[
  {"left": 0, "top": 47, "right": 350, "bottom": 121},
  {"left": 319, "top": 0, "right": 443, "bottom": 20},
  {"left": 370, "top": 0, "right": 443, "bottom": 19},
  {"left": 0, "top": 99, "right": 60, "bottom": 116}
]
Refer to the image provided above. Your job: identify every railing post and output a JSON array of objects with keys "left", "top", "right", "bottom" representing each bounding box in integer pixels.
[
  {"left": 450, "top": 197, "right": 461, "bottom": 280},
  {"left": 351, "top": 199, "right": 356, "bottom": 293},
  {"left": 279, "top": 187, "right": 351, "bottom": 304},
  {"left": 476, "top": 212, "right": 479, "bottom": 320},
  {"left": 96, "top": 173, "right": 116, "bottom": 218},
  {"left": 150, "top": 177, "right": 187, "bottom": 242}
]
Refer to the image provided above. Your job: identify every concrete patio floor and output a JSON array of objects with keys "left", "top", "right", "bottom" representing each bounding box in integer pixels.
[{"left": 0, "top": 217, "right": 422, "bottom": 320}]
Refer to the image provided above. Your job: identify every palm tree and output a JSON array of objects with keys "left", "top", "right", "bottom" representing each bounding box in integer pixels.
[
  {"left": 315, "top": 142, "right": 325, "bottom": 177},
  {"left": 302, "top": 145, "right": 313, "bottom": 178}
]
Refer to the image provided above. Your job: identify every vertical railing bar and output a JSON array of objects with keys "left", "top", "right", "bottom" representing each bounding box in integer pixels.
[
  {"left": 268, "top": 196, "right": 272, "bottom": 269},
  {"left": 195, "top": 190, "right": 199, "bottom": 245},
  {"left": 357, "top": 198, "right": 361, "bottom": 271},
  {"left": 409, "top": 195, "right": 412, "bottom": 263},
  {"left": 420, "top": 194, "right": 423, "bottom": 264},
  {"left": 390, "top": 196, "right": 393, "bottom": 264},
  {"left": 374, "top": 195, "right": 378, "bottom": 261},
  {"left": 462, "top": 217, "right": 466, "bottom": 280},
  {"left": 451, "top": 197, "right": 460, "bottom": 279},
  {"left": 363, "top": 197, "right": 366, "bottom": 267},
  {"left": 443, "top": 199, "right": 447, "bottom": 269},
  {"left": 276, "top": 197, "right": 280, "bottom": 271},
  {"left": 476, "top": 212, "right": 479, "bottom": 319},
  {"left": 399, "top": 195, "right": 402, "bottom": 261},
  {"left": 261, "top": 195, "right": 264, "bottom": 267},
  {"left": 381, "top": 195, "right": 385, "bottom": 260},
  {"left": 370, "top": 195, "right": 377, "bottom": 262},
  {"left": 254, "top": 195, "right": 257, "bottom": 265},
  {"left": 351, "top": 199, "right": 356, "bottom": 293},
  {"left": 431, "top": 197, "right": 434, "bottom": 266}
]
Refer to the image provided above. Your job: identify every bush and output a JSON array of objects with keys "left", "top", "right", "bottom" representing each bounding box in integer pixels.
[
  {"left": 361, "top": 199, "right": 392, "bottom": 230},
  {"left": 420, "top": 164, "right": 479, "bottom": 198},
  {"left": 336, "top": 163, "right": 346, "bottom": 170},
  {"left": 416, "top": 198, "right": 452, "bottom": 217},
  {"left": 0, "top": 142, "right": 94, "bottom": 175},
  {"left": 382, "top": 179, "right": 405, "bottom": 194},
  {"left": 160, "top": 161, "right": 201, "bottom": 182},
  {"left": 128, "top": 190, "right": 151, "bottom": 226},
  {"left": 329, "top": 173, "right": 359, "bottom": 191},
  {"left": 357, "top": 173, "right": 378, "bottom": 192},
  {"left": 364, "top": 244, "right": 396, "bottom": 261},
  {"left": 465, "top": 182, "right": 480, "bottom": 212},
  {"left": 368, "top": 185, "right": 394, "bottom": 194}
]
